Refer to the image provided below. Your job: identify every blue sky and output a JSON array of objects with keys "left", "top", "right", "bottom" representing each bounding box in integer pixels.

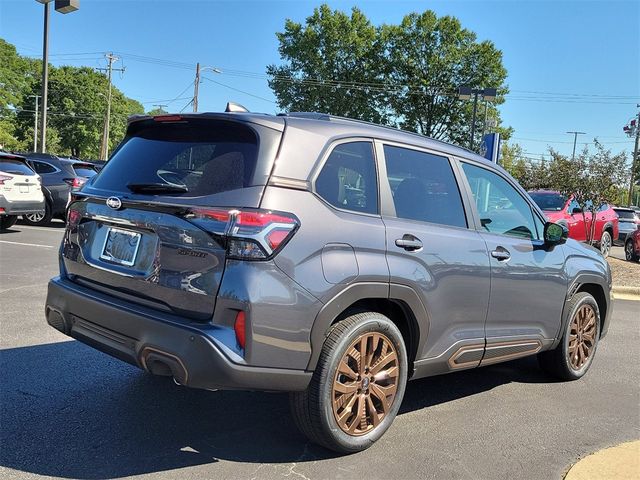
[{"left": 1, "top": 0, "right": 638, "bottom": 160}]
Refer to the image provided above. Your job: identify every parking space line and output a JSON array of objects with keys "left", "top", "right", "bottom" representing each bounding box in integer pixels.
[{"left": 0, "top": 240, "right": 55, "bottom": 249}]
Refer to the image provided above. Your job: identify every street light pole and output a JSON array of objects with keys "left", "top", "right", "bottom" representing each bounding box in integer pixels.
[
  {"left": 567, "top": 131, "right": 586, "bottom": 160},
  {"left": 627, "top": 108, "right": 640, "bottom": 206},
  {"left": 38, "top": 1, "right": 50, "bottom": 153},
  {"left": 35, "top": 0, "right": 80, "bottom": 153},
  {"left": 193, "top": 64, "right": 222, "bottom": 112},
  {"left": 459, "top": 87, "right": 497, "bottom": 150}
]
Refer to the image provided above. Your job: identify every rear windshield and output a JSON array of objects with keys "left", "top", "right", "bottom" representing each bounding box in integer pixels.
[
  {"left": 529, "top": 192, "right": 566, "bottom": 211},
  {"left": 615, "top": 209, "right": 636, "bottom": 220},
  {"left": 0, "top": 159, "right": 35, "bottom": 176},
  {"left": 72, "top": 164, "right": 98, "bottom": 178},
  {"left": 92, "top": 120, "right": 258, "bottom": 197}
]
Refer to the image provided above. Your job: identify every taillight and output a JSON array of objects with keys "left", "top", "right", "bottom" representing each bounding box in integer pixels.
[
  {"left": 63, "top": 177, "right": 86, "bottom": 188},
  {"left": 186, "top": 207, "right": 299, "bottom": 260},
  {"left": 234, "top": 311, "right": 246, "bottom": 349},
  {"left": 0, "top": 174, "right": 13, "bottom": 185}
]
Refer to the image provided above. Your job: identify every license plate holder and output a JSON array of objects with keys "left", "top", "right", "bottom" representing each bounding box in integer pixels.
[
  {"left": 100, "top": 227, "right": 141, "bottom": 267},
  {"left": 19, "top": 185, "right": 29, "bottom": 193}
]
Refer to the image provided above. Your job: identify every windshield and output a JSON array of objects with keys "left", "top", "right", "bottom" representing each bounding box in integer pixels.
[{"left": 529, "top": 192, "right": 566, "bottom": 211}]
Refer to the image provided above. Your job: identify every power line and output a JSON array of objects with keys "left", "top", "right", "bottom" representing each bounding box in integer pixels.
[{"left": 201, "top": 77, "right": 276, "bottom": 104}]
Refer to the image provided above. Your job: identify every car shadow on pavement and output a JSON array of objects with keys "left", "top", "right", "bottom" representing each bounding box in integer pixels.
[{"left": 0, "top": 340, "right": 553, "bottom": 479}]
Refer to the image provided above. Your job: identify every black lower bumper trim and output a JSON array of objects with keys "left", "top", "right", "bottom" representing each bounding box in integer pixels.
[{"left": 45, "top": 277, "right": 311, "bottom": 392}]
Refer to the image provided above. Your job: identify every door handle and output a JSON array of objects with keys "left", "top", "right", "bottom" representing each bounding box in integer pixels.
[
  {"left": 395, "top": 235, "right": 423, "bottom": 251},
  {"left": 491, "top": 247, "right": 511, "bottom": 261}
]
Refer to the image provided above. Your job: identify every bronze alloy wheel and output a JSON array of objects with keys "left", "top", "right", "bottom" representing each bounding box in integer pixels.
[
  {"left": 331, "top": 332, "right": 399, "bottom": 436},
  {"left": 568, "top": 304, "right": 597, "bottom": 370}
]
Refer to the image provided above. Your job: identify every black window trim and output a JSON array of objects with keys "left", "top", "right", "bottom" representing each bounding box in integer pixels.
[
  {"left": 311, "top": 137, "right": 381, "bottom": 218},
  {"left": 28, "top": 160, "right": 60, "bottom": 175},
  {"left": 375, "top": 139, "right": 473, "bottom": 231},
  {"left": 456, "top": 157, "right": 548, "bottom": 242}
]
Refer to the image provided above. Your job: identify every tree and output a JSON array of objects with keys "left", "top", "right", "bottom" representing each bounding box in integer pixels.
[
  {"left": 147, "top": 107, "right": 168, "bottom": 116},
  {"left": 266, "top": 5, "right": 510, "bottom": 145},
  {"left": 1, "top": 38, "right": 143, "bottom": 157},
  {"left": 267, "top": 5, "right": 386, "bottom": 124},
  {"left": 380, "top": 11, "right": 509, "bottom": 145}
]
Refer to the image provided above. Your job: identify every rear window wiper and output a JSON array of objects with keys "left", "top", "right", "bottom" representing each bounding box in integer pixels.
[{"left": 126, "top": 183, "right": 188, "bottom": 194}]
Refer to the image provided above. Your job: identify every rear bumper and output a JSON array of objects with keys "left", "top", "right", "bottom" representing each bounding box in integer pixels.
[
  {"left": 45, "top": 277, "right": 311, "bottom": 392},
  {"left": 0, "top": 197, "right": 45, "bottom": 215}
]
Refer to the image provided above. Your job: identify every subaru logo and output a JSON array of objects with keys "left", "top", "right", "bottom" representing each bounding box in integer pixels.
[{"left": 106, "top": 197, "right": 122, "bottom": 210}]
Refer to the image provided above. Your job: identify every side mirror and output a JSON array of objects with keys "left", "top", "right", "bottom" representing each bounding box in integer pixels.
[
  {"left": 572, "top": 207, "right": 582, "bottom": 215},
  {"left": 544, "top": 222, "right": 568, "bottom": 245}
]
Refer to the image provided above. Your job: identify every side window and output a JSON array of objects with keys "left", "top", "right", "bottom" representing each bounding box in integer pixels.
[
  {"left": 31, "top": 161, "right": 57, "bottom": 174},
  {"left": 568, "top": 198, "right": 580, "bottom": 213},
  {"left": 462, "top": 162, "right": 540, "bottom": 240},
  {"left": 384, "top": 145, "right": 467, "bottom": 228},
  {"left": 598, "top": 203, "right": 609, "bottom": 212},
  {"left": 315, "top": 142, "right": 378, "bottom": 214}
]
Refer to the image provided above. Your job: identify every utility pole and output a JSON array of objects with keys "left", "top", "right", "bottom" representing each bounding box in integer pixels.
[
  {"left": 153, "top": 104, "right": 168, "bottom": 114},
  {"left": 626, "top": 107, "right": 640, "bottom": 206},
  {"left": 98, "top": 53, "right": 125, "bottom": 160},
  {"left": 193, "top": 63, "right": 200, "bottom": 112},
  {"left": 567, "top": 131, "right": 586, "bottom": 160},
  {"left": 29, "top": 95, "right": 41, "bottom": 152}
]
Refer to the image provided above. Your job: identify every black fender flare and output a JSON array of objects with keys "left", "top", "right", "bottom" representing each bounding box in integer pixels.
[
  {"left": 305, "top": 282, "right": 429, "bottom": 371},
  {"left": 551, "top": 273, "right": 611, "bottom": 349}
]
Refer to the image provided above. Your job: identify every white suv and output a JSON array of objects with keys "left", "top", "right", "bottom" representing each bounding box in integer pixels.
[{"left": 0, "top": 152, "right": 46, "bottom": 231}]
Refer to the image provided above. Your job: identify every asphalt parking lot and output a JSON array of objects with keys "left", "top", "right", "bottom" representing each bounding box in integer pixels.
[{"left": 1, "top": 222, "right": 638, "bottom": 480}]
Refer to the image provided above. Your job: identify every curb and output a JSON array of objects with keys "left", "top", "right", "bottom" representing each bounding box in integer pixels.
[
  {"left": 564, "top": 440, "right": 640, "bottom": 480},
  {"left": 611, "top": 286, "right": 640, "bottom": 301}
]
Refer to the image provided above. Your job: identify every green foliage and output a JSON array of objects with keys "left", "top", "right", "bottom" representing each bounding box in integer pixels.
[
  {"left": 267, "top": 5, "right": 386, "bottom": 124},
  {"left": 267, "top": 5, "right": 510, "bottom": 145},
  {"left": 0, "top": 38, "right": 143, "bottom": 158},
  {"left": 146, "top": 107, "right": 168, "bottom": 116}
]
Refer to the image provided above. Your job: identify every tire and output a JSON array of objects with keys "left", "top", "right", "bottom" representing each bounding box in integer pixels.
[
  {"left": 0, "top": 215, "right": 18, "bottom": 231},
  {"left": 625, "top": 238, "right": 639, "bottom": 262},
  {"left": 290, "top": 312, "right": 408, "bottom": 453},
  {"left": 22, "top": 202, "right": 52, "bottom": 226},
  {"left": 538, "top": 292, "right": 600, "bottom": 381},
  {"left": 598, "top": 230, "right": 612, "bottom": 258}
]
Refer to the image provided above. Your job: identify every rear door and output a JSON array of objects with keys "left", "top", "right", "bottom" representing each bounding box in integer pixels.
[
  {"left": 63, "top": 117, "right": 282, "bottom": 321},
  {"left": 459, "top": 161, "right": 567, "bottom": 350},
  {"left": 0, "top": 158, "right": 42, "bottom": 203},
  {"left": 378, "top": 142, "right": 490, "bottom": 370}
]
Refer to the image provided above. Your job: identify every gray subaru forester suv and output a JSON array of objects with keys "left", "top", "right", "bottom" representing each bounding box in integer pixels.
[{"left": 46, "top": 110, "right": 612, "bottom": 453}]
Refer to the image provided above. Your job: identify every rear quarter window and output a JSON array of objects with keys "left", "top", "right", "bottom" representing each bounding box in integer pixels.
[
  {"left": 72, "top": 165, "right": 98, "bottom": 178},
  {"left": 92, "top": 120, "right": 259, "bottom": 197}
]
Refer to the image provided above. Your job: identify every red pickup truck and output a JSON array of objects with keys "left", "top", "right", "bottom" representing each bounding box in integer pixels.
[{"left": 528, "top": 190, "right": 619, "bottom": 257}]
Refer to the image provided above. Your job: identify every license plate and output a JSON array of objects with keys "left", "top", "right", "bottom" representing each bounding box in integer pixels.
[
  {"left": 100, "top": 227, "right": 141, "bottom": 267},
  {"left": 19, "top": 185, "right": 29, "bottom": 193}
]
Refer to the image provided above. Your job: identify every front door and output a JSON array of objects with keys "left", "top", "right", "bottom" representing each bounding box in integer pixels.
[
  {"left": 460, "top": 161, "right": 567, "bottom": 363},
  {"left": 378, "top": 143, "right": 490, "bottom": 373}
]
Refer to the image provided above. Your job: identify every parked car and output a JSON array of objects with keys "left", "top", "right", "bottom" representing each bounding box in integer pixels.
[
  {"left": 528, "top": 190, "right": 619, "bottom": 257},
  {"left": 22, "top": 153, "right": 98, "bottom": 225},
  {"left": 624, "top": 229, "right": 640, "bottom": 262},
  {"left": 0, "top": 152, "right": 45, "bottom": 231},
  {"left": 612, "top": 207, "right": 640, "bottom": 245},
  {"left": 46, "top": 111, "right": 612, "bottom": 453}
]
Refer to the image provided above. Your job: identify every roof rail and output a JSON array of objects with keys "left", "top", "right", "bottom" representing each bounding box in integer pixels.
[{"left": 285, "top": 112, "right": 476, "bottom": 156}]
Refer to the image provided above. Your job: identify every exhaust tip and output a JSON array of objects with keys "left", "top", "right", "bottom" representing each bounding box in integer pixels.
[{"left": 140, "top": 347, "right": 188, "bottom": 385}]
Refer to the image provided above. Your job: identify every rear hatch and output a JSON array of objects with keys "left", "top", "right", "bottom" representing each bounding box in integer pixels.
[
  {"left": 0, "top": 158, "right": 43, "bottom": 202},
  {"left": 62, "top": 115, "right": 284, "bottom": 320}
]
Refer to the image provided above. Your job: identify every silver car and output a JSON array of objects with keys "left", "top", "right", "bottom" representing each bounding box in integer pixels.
[{"left": 46, "top": 109, "right": 612, "bottom": 453}]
